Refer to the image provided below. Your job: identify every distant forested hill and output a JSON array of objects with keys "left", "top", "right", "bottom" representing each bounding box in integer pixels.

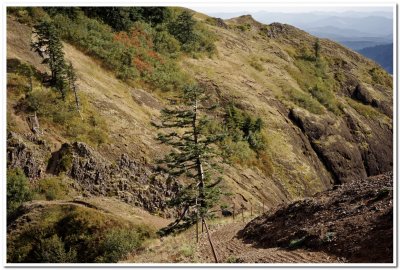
[{"left": 358, "top": 44, "right": 393, "bottom": 74}]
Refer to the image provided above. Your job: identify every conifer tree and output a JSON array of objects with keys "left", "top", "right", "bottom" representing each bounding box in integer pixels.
[
  {"left": 314, "top": 38, "right": 320, "bottom": 60},
  {"left": 168, "top": 10, "right": 196, "bottom": 45},
  {"left": 66, "top": 62, "right": 80, "bottom": 113},
  {"left": 157, "top": 84, "right": 224, "bottom": 235},
  {"left": 31, "top": 20, "right": 67, "bottom": 99}
]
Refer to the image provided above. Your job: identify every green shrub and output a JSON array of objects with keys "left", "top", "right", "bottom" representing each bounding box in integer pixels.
[
  {"left": 286, "top": 56, "right": 341, "bottom": 115},
  {"left": 58, "top": 148, "right": 73, "bottom": 173},
  {"left": 95, "top": 228, "right": 150, "bottom": 263},
  {"left": 224, "top": 104, "right": 264, "bottom": 143},
  {"left": 33, "top": 234, "right": 77, "bottom": 263},
  {"left": 219, "top": 104, "right": 273, "bottom": 175},
  {"left": 7, "top": 169, "right": 33, "bottom": 216},
  {"left": 236, "top": 23, "right": 251, "bottom": 32},
  {"left": 309, "top": 83, "right": 341, "bottom": 115},
  {"left": 35, "top": 177, "right": 69, "bottom": 201},
  {"left": 168, "top": 10, "right": 216, "bottom": 56},
  {"left": 283, "top": 87, "right": 324, "bottom": 114},
  {"left": 369, "top": 67, "right": 392, "bottom": 87},
  {"left": 179, "top": 244, "right": 195, "bottom": 258},
  {"left": 8, "top": 204, "right": 155, "bottom": 263},
  {"left": 57, "top": 207, "right": 155, "bottom": 262},
  {"left": 153, "top": 29, "right": 181, "bottom": 56}
]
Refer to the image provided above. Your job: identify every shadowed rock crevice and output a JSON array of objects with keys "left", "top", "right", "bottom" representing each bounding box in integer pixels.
[{"left": 288, "top": 109, "right": 367, "bottom": 185}]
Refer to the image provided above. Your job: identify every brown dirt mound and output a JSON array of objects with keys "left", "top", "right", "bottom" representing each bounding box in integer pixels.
[{"left": 238, "top": 172, "right": 393, "bottom": 263}]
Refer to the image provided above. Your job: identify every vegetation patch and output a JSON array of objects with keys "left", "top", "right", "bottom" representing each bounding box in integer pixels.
[
  {"left": 281, "top": 87, "right": 324, "bottom": 115},
  {"left": 7, "top": 204, "right": 155, "bottom": 263},
  {"left": 19, "top": 87, "right": 108, "bottom": 146},
  {"left": 369, "top": 67, "right": 392, "bottom": 87},
  {"left": 235, "top": 23, "right": 251, "bottom": 32},
  {"left": 219, "top": 104, "right": 273, "bottom": 176},
  {"left": 248, "top": 56, "right": 265, "bottom": 71},
  {"left": 179, "top": 244, "right": 195, "bottom": 258},
  {"left": 7, "top": 169, "right": 33, "bottom": 217},
  {"left": 345, "top": 97, "right": 389, "bottom": 123},
  {"left": 34, "top": 176, "right": 72, "bottom": 201},
  {"left": 286, "top": 49, "right": 342, "bottom": 115}
]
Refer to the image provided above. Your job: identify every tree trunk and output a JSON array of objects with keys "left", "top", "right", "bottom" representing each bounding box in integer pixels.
[
  {"left": 192, "top": 99, "right": 206, "bottom": 216},
  {"left": 72, "top": 84, "right": 81, "bottom": 114}
]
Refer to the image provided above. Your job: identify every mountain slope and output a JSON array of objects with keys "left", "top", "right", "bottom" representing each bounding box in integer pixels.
[
  {"left": 7, "top": 11, "right": 393, "bottom": 214},
  {"left": 6, "top": 9, "right": 393, "bottom": 263}
]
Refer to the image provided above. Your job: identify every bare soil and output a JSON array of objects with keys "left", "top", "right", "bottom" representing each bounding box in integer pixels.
[
  {"left": 195, "top": 221, "right": 342, "bottom": 263},
  {"left": 239, "top": 172, "right": 393, "bottom": 263}
]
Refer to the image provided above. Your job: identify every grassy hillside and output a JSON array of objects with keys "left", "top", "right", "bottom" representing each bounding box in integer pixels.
[{"left": 6, "top": 7, "right": 393, "bottom": 263}]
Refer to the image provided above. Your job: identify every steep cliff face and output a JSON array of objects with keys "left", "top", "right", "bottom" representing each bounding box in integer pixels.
[{"left": 7, "top": 11, "right": 392, "bottom": 215}]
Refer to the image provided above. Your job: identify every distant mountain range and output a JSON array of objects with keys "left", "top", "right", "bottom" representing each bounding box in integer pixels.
[
  {"left": 358, "top": 44, "right": 393, "bottom": 74},
  {"left": 203, "top": 10, "right": 393, "bottom": 74}
]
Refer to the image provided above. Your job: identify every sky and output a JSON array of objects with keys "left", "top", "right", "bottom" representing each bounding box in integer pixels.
[{"left": 191, "top": 6, "right": 393, "bottom": 17}]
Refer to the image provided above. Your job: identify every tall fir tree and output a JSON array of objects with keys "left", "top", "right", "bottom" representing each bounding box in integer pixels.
[
  {"left": 168, "top": 10, "right": 196, "bottom": 45},
  {"left": 314, "top": 38, "right": 320, "bottom": 60},
  {"left": 31, "top": 20, "right": 67, "bottom": 99},
  {"left": 66, "top": 62, "right": 80, "bottom": 113},
  {"left": 157, "top": 84, "right": 224, "bottom": 235}
]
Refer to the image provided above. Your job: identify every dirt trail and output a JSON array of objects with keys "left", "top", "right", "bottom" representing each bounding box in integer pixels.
[{"left": 195, "top": 221, "right": 343, "bottom": 263}]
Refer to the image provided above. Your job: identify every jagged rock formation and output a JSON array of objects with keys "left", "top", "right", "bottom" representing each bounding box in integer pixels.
[
  {"left": 7, "top": 132, "right": 47, "bottom": 179},
  {"left": 47, "top": 142, "right": 179, "bottom": 213},
  {"left": 7, "top": 131, "right": 178, "bottom": 214}
]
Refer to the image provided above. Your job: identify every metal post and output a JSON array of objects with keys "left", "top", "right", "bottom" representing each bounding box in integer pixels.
[
  {"left": 195, "top": 198, "right": 199, "bottom": 243},
  {"left": 202, "top": 218, "right": 219, "bottom": 263},
  {"left": 196, "top": 215, "right": 199, "bottom": 243}
]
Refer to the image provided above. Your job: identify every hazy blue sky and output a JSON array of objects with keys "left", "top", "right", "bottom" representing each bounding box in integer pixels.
[{"left": 191, "top": 6, "right": 393, "bottom": 16}]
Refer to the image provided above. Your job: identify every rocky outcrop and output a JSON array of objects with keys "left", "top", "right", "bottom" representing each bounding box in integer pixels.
[
  {"left": 288, "top": 106, "right": 392, "bottom": 184},
  {"left": 7, "top": 131, "right": 178, "bottom": 214},
  {"left": 7, "top": 132, "right": 46, "bottom": 179},
  {"left": 343, "top": 108, "right": 392, "bottom": 176},
  {"left": 289, "top": 108, "right": 367, "bottom": 184},
  {"left": 264, "top": 23, "right": 290, "bottom": 38},
  {"left": 351, "top": 84, "right": 392, "bottom": 116},
  {"left": 47, "top": 142, "right": 179, "bottom": 213}
]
